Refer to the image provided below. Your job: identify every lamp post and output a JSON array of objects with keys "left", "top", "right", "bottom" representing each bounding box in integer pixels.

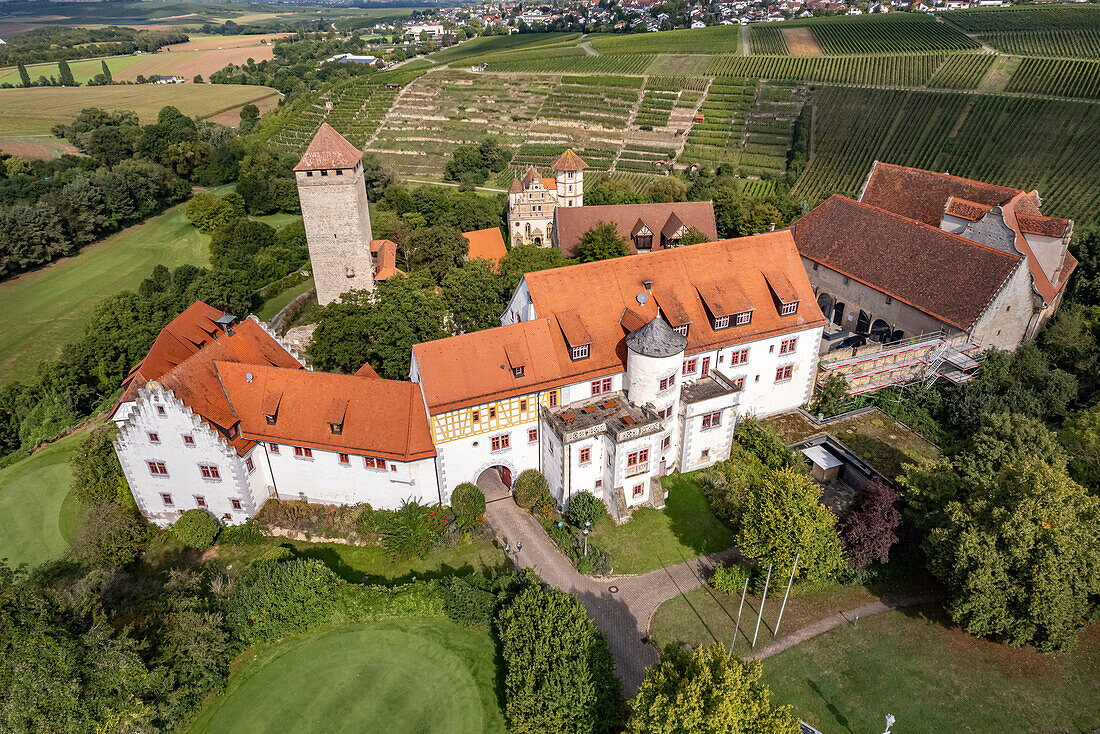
[
  {"left": 583, "top": 520, "right": 591, "bottom": 557},
  {"left": 883, "top": 714, "right": 896, "bottom": 734}
]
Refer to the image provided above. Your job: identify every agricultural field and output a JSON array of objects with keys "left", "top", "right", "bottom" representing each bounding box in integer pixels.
[
  {"left": 433, "top": 32, "right": 582, "bottom": 67},
  {"left": 487, "top": 52, "right": 654, "bottom": 75},
  {"left": 750, "top": 25, "right": 789, "bottom": 56},
  {"left": 0, "top": 83, "right": 279, "bottom": 135},
  {"left": 0, "top": 55, "right": 139, "bottom": 86},
  {"left": 111, "top": 42, "right": 277, "bottom": 81},
  {"left": 783, "top": 14, "right": 980, "bottom": 55},
  {"left": 926, "top": 52, "right": 996, "bottom": 90},
  {"left": 781, "top": 28, "right": 823, "bottom": 57},
  {"left": 0, "top": 134, "right": 78, "bottom": 159},
  {"left": 707, "top": 52, "right": 949, "bottom": 87},
  {"left": 978, "top": 29, "right": 1100, "bottom": 59},
  {"left": 1006, "top": 57, "right": 1100, "bottom": 100},
  {"left": 792, "top": 86, "right": 1100, "bottom": 225},
  {"left": 942, "top": 4, "right": 1100, "bottom": 33},
  {"left": 587, "top": 25, "right": 743, "bottom": 55}
]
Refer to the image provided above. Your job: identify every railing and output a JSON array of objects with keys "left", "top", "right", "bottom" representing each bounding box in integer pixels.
[
  {"left": 818, "top": 329, "right": 948, "bottom": 368},
  {"left": 625, "top": 462, "right": 649, "bottom": 477}
]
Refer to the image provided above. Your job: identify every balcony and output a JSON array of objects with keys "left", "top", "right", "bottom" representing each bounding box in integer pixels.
[{"left": 625, "top": 462, "right": 649, "bottom": 477}]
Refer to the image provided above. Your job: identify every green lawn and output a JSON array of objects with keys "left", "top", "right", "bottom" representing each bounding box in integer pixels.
[
  {"left": 187, "top": 619, "right": 507, "bottom": 734},
  {"left": 0, "top": 428, "right": 87, "bottom": 567},
  {"left": 650, "top": 571, "right": 939, "bottom": 657},
  {"left": 0, "top": 56, "right": 141, "bottom": 87},
  {"left": 0, "top": 200, "right": 209, "bottom": 385},
  {"left": 761, "top": 606, "right": 1100, "bottom": 733},
  {"left": 589, "top": 472, "right": 735, "bottom": 575},
  {"left": 256, "top": 276, "right": 314, "bottom": 321}
]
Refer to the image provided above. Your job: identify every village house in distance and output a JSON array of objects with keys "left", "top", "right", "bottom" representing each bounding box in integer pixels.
[{"left": 111, "top": 125, "right": 825, "bottom": 527}]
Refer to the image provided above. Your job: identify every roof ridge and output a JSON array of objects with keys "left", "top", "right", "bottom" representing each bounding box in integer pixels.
[
  {"left": 871, "top": 162, "right": 1022, "bottom": 195},
  {"left": 827, "top": 195, "right": 1022, "bottom": 262}
]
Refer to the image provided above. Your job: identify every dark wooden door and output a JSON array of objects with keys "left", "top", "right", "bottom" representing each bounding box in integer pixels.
[{"left": 501, "top": 466, "right": 512, "bottom": 487}]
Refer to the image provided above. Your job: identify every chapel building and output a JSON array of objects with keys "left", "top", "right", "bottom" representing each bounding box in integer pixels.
[{"left": 506, "top": 150, "right": 588, "bottom": 246}]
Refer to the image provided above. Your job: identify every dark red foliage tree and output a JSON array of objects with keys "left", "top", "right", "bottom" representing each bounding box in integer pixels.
[{"left": 840, "top": 477, "right": 902, "bottom": 568}]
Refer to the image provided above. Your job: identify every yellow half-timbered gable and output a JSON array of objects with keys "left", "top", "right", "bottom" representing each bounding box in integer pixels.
[{"left": 430, "top": 389, "right": 561, "bottom": 444}]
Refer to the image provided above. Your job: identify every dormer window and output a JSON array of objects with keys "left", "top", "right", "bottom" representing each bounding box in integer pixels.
[
  {"left": 329, "top": 422, "right": 343, "bottom": 435},
  {"left": 558, "top": 309, "right": 592, "bottom": 363},
  {"left": 265, "top": 413, "right": 276, "bottom": 425},
  {"left": 513, "top": 366, "right": 525, "bottom": 378},
  {"left": 780, "top": 301, "right": 799, "bottom": 316},
  {"left": 736, "top": 310, "right": 752, "bottom": 326},
  {"left": 634, "top": 234, "right": 653, "bottom": 250},
  {"left": 673, "top": 324, "right": 689, "bottom": 337},
  {"left": 571, "top": 344, "right": 589, "bottom": 361},
  {"left": 263, "top": 391, "right": 282, "bottom": 426},
  {"left": 713, "top": 315, "right": 730, "bottom": 330}
]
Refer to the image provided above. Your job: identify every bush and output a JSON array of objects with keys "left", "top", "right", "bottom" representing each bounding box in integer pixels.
[
  {"left": 255, "top": 545, "right": 295, "bottom": 564},
  {"left": 710, "top": 564, "right": 750, "bottom": 596},
  {"left": 514, "top": 469, "right": 551, "bottom": 509},
  {"left": 497, "top": 587, "right": 625, "bottom": 734},
  {"left": 69, "top": 425, "right": 127, "bottom": 506},
  {"left": 226, "top": 557, "right": 342, "bottom": 645},
  {"left": 566, "top": 491, "right": 607, "bottom": 528},
  {"left": 217, "top": 521, "right": 266, "bottom": 546},
  {"left": 442, "top": 574, "right": 498, "bottom": 628},
  {"left": 67, "top": 504, "right": 146, "bottom": 568},
  {"left": 378, "top": 502, "right": 448, "bottom": 558},
  {"left": 451, "top": 482, "right": 486, "bottom": 520},
  {"left": 170, "top": 509, "right": 220, "bottom": 549}
]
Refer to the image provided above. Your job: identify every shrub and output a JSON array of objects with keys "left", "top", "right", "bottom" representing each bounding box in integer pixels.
[
  {"left": 710, "top": 564, "right": 750, "bottom": 596},
  {"left": 67, "top": 503, "right": 146, "bottom": 568},
  {"left": 451, "top": 482, "right": 486, "bottom": 520},
  {"left": 514, "top": 469, "right": 551, "bottom": 509},
  {"left": 226, "top": 557, "right": 342, "bottom": 645},
  {"left": 442, "top": 574, "right": 497, "bottom": 628},
  {"left": 840, "top": 478, "right": 902, "bottom": 568},
  {"left": 378, "top": 502, "right": 448, "bottom": 558},
  {"left": 217, "top": 520, "right": 265, "bottom": 546},
  {"left": 497, "top": 587, "right": 626, "bottom": 734},
  {"left": 255, "top": 545, "right": 295, "bottom": 564},
  {"left": 566, "top": 491, "right": 607, "bottom": 528},
  {"left": 69, "top": 425, "right": 127, "bottom": 506},
  {"left": 170, "top": 509, "right": 220, "bottom": 549}
]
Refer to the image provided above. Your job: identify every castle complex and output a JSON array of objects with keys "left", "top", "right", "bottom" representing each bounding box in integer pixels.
[
  {"left": 111, "top": 125, "right": 1070, "bottom": 529},
  {"left": 506, "top": 150, "right": 587, "bottom": 246}
]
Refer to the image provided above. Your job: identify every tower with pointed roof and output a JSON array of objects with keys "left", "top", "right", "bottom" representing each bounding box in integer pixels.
[
  {"left": 506, "top": 149, "right": 587, "bottom": 247},
  {"left": 294, "top": 123, "right": 374, "bottom": 306}
]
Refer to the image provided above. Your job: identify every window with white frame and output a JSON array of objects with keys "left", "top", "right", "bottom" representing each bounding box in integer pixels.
[
  {"left": 673, "top": 323, "right": 689, "bottom": 337},
  {"left": 713, "top": 315, "right": 730, "bottom": 330},
  {"left": 735, "top": 311, "right": 752, "bottom": 326},
  {"left": 632, "top": 484, "right": 644, "bottom": 497},
  {"left": 579, "top": 447, "right": 591, "bottom": 464},
  {"left": 148, "top": 461, "right": 168, "bottom": 476},
  {"left": 780, "top": 301, "right": 799, "bottom": 316},
  {"left": 682, "top": 358, "right": 697, "bottom": 375},
  {"left": 182, "top": 434, "right": 195, "bottom": 446},
  {"left": 246, "top": 457, "right": 254, "bottom": 473},
  {"left": 196, "top": 496, "right": 207, "bottom": 508},
  {"left": 161, "top": 492, "right": 173, "bottom": 505},
  {"left": 701, "top": 411, "right": 722, "bottom": 429},
  {"left": 148, "top": 432, "right": 160, "bottom": 443},
  {"left": 775, "top": 365, "right": 793, "bottom": 382},
  {"left": 269, "top": 443, "right": 280, "bottom": 453},
  {"left": 658, "top": 374, "right": 676, "bottom": 391},
  {"left": 491, "top": 433, "right": 510, "bottom": 451},
  {"left": 231, "top": 499, "right": 243, "bottom": 510},
  {"left": 780, "top": 337, "right": 797, "bottom": 354},
  {"left": 199, "top": 464, "right": 220, "bottom": 480},
  {"left": 730, "top": 348, "right": 749, "bottom": 365},
  {"left": 528, "top": 428, "right": 538, "bottom": 443},
  {"left": 571, "top": 344, "right": 590, "bottom": 361}
]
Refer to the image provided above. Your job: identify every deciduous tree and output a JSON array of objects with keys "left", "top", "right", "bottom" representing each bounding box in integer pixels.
[
  {"left": 839, "top": 477, "right": 902, "bottom": 568},
  {"left": 577, "top": 221, "right": 627, "bottom": 262}
]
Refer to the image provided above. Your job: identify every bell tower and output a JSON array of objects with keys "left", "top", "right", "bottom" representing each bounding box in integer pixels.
[
  {"left": 550, "top": 149, "right": 588, "bottom": 209},
  {"left": 294, "top": 123, "right": 374, "bottom": 306}
]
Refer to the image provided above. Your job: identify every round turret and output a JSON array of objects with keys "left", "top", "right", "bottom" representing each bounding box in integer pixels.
[{"left": 625, "top": 317, "right": 686, "bottom": 409}]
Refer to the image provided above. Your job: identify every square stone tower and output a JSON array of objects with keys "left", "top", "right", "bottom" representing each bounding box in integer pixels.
[
  {"left": 550, "top": 149, "right": 587, "bottom": 209},
  {"left": 295, "top": 123, "right": 374, "bottom": 306}
]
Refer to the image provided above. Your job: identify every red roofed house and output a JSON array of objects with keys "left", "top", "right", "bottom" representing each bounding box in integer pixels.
[
  {"left": 789, "top": 163, "right": 1076, "bottom": 392},
  {"left": 412, "top": 232, "right": 826, "bottom": 521},
  {"left": 295, "top": 123, "right": 377, "bottom": 307},
  {"left": 506, "top": 149, "right": 588, "bottom": 246},
  {"left": 110, "top": 307, "right": 439, "bottom": 527},
  {"left": 463, "top": 227, "right": 508, "bottom": 264}
]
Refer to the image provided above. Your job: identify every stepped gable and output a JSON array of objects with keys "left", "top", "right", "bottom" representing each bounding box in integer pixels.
[
  {"left": 554, "top": 201, "right": 718, "bottom": 257},
  {"left": 216, "top": 362, "right": 436, "bottom": 461},
  {"left": 792, "top": 195, "right": 1020, "bottom": 330},
  {"left": 293, "top": 122, "right": 364, "bottom": 171},
  {"left": 154, "top": 318, "right": 304, "bottom": 455},
  {"left": 859, "top": 162, "right": 1020, "bottom": 227},
  {"left": 114, "top": 301, "right": 229, "bottom": 410},
  {"left": 549, "top": 149, "right": 589, "bottom": 172},
  {"left": 414, "top": 231, "right": 824, "bottom": 414},
  {"left": 999, "top": 191, "right": 1076, "bottom": 304},
  {"left": 1016, "top": 213, "right": 1070, "bottom": 238}
]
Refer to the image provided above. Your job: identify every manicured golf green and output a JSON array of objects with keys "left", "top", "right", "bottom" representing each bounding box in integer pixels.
[
  {"left": 0, "top": 200, "right": 209, "bottom": 385},
  {"left": 189, "top": 620, "right": 507, "bottom": 734},
  {"left": 0, "top": 429, "right": 87, "bottom": 567}
]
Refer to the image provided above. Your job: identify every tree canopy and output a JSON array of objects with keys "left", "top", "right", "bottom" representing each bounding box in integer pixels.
[{"left": 576, "top": 221, "right": 627, "bottom": 262}]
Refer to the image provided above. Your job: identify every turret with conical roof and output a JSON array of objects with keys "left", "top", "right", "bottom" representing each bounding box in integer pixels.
[
  {"left": 294, "top": 123, "right": 374, "bottom": 306},
  {"left": 552, "top": 149, "right": 586, "bottom": 209},
  {"left": 624, "top": 315, "right": 686, "bottom": 427}
]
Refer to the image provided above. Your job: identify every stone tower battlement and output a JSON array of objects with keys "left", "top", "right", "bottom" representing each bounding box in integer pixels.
[{"left": 295, "top": 123, "right": 374, "bottom": 306}]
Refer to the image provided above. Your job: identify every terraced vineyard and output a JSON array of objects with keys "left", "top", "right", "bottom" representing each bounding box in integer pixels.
[
  {"left": 978, "top": 30, "right": 1100, "bottom": 59},
  {"left": 679, "top": 77, "right": 755, "bottom": 169},
  {"left": 510, "top": 143, "right": 616, "bottom": 172},
  {"left": 740, "top": 83, "right": 804, "bottom": 178},
  {"left": 540, "top": 76, "right": 641, "bottom": 129},
  {"left": 486, "top": 53, "right": 655, "bottom": 74},
  {"left": 750, "top": 25, "right": 789, "bottom": 56},
  {"left": 792, "top": 87, "right": 1100, "bottom": 224},
  {"left": 616, "top": 143, "right": 677, "bottom": 173},
  {"left": 634, "top": 88, "right": 678, "bottom": 129},
  {"left": 784, "top": 14, "right": 980, "bottom": 55},
  {"left": 1006, "top": 58, "right": 1100, "bottom": 100},
  {"left": 707, "top": 53, "right": 948, "bottom": 87},
  {"left": 927, "top": 53, "right": 996, "bottom": 90},
  {"left": 587, "top": 25, "right": 743, "bottom": 55}
]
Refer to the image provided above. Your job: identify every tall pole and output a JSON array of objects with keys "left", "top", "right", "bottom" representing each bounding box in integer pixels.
[
  {"left": 773, "top": 552, "right": 800, "bottom": 638},
  {"left": 729, "top": 575, "right": 749, "bottom": 658},
  {"left": 751, "top": 563, "right": 773, "bottom": 648}
]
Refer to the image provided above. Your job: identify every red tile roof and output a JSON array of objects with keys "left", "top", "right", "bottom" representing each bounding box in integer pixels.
[
  {"left": 944, "top": 196, "right": 993, "bottom": 222},
  {"left": 155, "top": 318, "right": 304, "bottom": 454},
  {"left": 860, "top": 162, "right": 1020, "bottom": 227},
  {"left": 414, "top": 231, "right": 825, "bottom": 414},
  {"left": 1016, "top": 213, "right": 1070, "bottom": 238},
  {"left": 354, "top": 361, "right": 381, "bottom": 379},
  {"left": 216, "top": 362, "right": 436, "bottom": 461},
  {"left": 792, "top": 196, "right": 1021, "bottom": 330},
  {"left": 113, "top": 301, "right": 229, "bottom": 412},
  {"left": 1000, "top": 193, "right": 1076, "bottom": 304},
  {"left": 550, "top": 149, "right": 589, "bottom": 172},
  {"left": 553, "top": 201, "right": 717, "bottom": 258},
  {"left": 463, "top": 228, "right": 507, "bottom": 264},
  {"left": 293, "top": 123, "right": 364, "bottom": 172},
  {"left": 370, "top": 239, "right": 399, "bottom": 280}
]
